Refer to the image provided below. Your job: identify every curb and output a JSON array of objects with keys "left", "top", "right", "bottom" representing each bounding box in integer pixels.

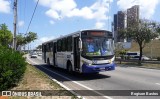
[{"left": 26, "top": 60, "right": 84, "bottom": 99}]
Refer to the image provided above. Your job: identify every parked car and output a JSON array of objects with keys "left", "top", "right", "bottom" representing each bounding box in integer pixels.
[
  {"left": 130, "top": 55, "right": 150, "bottom": 60},
  {"left": 37, "top": 52, "right": 42, "bottom": 56},
  {"left": 142, "top": 55, "right": 150, "bottom": 60},
  {"left": 123, "top": 52, "right": 150, "bottom": 60},
  {"left": 124, "top": 52, "right": 140, "bottom": 57}
]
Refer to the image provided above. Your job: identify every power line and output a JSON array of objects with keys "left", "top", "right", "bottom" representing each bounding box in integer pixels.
[
  {"left": 25, "top": 0, "right": 39, "bottom": 34},
  {"left": 24, "top": 0, "right": 26, "bottom": 32}
]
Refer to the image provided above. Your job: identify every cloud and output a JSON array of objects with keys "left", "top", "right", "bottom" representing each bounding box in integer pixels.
[
  {"left": 95, "top": 21, "right": 105, "bottom": 29},
  {"left": 36, "top": 0, "right": 52, "bottom": 7},
  {"left": 38, "top": 0, "right": 113, "bottom": 28},
  {"left": 18, "top": 20, "right": 24, "bottom": 27},
  {"left": 49, "top": 20, "right": 55, "bottom": 25},
  {"left": 46, "top": 9, "right": 60, "bottom": 19},
  {"left": 0, "top": 0, "right": 11, "bottom": 14},
  {"left": 117, "top": 0, "right": 160, "bottom": 19},
  {"left": 67, "top": 7, "right": 94, "bottom": 19},
  {"left": 40, "top": 0, "right": 77, "bottom": 20},
  {"left": 39, "top": 36, "right": 55, "bottom": 43},
  {"left": 34, "top": 36, "right": 55, "bottom": 48}
]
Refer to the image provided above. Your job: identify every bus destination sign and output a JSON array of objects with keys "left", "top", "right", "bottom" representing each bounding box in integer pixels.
[{"left": 89, "top": 32, "right": 105, "bottom": 36}]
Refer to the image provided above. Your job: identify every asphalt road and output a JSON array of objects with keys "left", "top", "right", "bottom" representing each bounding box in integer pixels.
[{"left": 26, "top": 55, "right": 160, "bottom": 99}]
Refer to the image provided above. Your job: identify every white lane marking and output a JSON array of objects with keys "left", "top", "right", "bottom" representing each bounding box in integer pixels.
[
  {"left": 156, "top": 83, "right": 160, "bottom": 86},
  {"left": 37, "top": 56, "right": 42, "bottom": 60},
  {"left": 26, "top": 56, "right": 84, "bottom": 99},
  {"left": 27, "top": 56, "right": 113, "bottom": 99}
]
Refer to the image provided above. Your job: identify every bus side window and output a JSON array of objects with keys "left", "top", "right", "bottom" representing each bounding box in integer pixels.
[
  {"left": 43, "top": 45, "right": 46, "bottom": 52},
  {"left": 65, "top": 38, "right": 67, "bottom": 51},
  {"left": 57, "top": 39, "right": 62, "bottom": 52},
  {"left": 46, "top": 44, "right": 49, "bottom": 52},
  {"left": 54, "top": 42, "right": 56, "bottom": 52},
  {"left": 42, "top": 44, "right": 44, "bottom": 52},
  {"left": 48, "top": 42, "right": 51, "bottom": 52},
  {"left": 50, "top": 42, "right": 53, "bottom": 51},
  {"left": 67, "top": 36, "right": 72, "bottom": 51},
  {"left": 48, "top": 43, "right": 50, "bottom": 52},
  {"left": 62, "top": 38, "right": 66, "bottom": 51}
]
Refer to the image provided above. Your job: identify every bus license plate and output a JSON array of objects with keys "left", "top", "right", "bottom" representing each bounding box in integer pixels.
[{"left": 100, "top": 68, "right": 105, "bottom": 70}]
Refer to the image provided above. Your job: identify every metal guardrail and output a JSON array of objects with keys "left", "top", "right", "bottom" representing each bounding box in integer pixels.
[{"left": 115, "top": 59, "right": 160, "bottom": 64}]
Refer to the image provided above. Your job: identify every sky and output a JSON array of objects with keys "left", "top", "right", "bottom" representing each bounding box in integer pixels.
[{"left": 0, "top": 0, "right": 160, "bottom": 49}]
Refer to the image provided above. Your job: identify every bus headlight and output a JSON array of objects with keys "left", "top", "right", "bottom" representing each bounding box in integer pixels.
[
  {"left": 84, "top": 62, "right": 92, "bottom": 66},
  {"left": 108, "top": 60, "right": 112, "bottom": 64},
  {"left": 87, "top": 63, "right": 92, "bottom": 66},
  {"left": 81, "top": 60, "right": 92, "bottom": 66}
]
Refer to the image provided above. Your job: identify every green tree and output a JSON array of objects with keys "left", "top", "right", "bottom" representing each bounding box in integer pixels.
[
  {"left": 36, "top": 45, "right": 42, "bottom": 50},
  {"left": 115, "top": 43, "right": 123, "bottom": 57},
  {"left": 16, "top": 34, "right": 26, "bottom": 48},
  {"left": 0, "top": 23, "right": 12, "bottom": 47},
  {"left": 120, "top": 19, "right": 160, "bottom": 65},
  {"left": 16, "top": 32, "right": 37, "bottom": 49},
  {"left": 157, "top": 24, "right": 160, "bottom": 36},
  {"left": 25, "top": 32, "right": 37, "bottom": 44}
]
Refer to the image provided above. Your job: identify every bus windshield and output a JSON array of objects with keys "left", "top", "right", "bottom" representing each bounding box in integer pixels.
[{"left": 82, "top": 37, "right": 114, "bottom": 57}]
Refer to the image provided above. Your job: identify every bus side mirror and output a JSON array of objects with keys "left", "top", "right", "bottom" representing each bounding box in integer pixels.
[{"left": 79, "top": 39, "right": 82, "bottom": 49}]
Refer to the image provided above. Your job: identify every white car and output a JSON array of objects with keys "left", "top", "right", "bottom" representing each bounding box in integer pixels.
[
  {"left": 142, "top": 55, "right": 150, "bottom": 60},
  {"left": 30, "top": 52, "right": 37, "bottom": 58},
  {"left": 38, "top": 53, "right": 42, "bottom": 56},
  {"left": 130, "top": 55, "right": 150, "bottom": 60}
]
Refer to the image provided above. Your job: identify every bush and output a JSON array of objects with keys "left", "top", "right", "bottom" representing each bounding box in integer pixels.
[{"left": 0, "top": 46, "right": 26, "bottom": 90}]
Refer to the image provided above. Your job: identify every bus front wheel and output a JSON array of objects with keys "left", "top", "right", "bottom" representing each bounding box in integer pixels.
[
  {"left": 47, "top": 58, "right": 51, "bottom": 66},
  {"left": 67, "top": 63, "right": 73, "bottom": 73}
]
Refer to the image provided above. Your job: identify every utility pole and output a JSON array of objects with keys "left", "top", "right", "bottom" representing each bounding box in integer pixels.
[{"left": 13, "top": 0, "right": 18, "bottom": 50}]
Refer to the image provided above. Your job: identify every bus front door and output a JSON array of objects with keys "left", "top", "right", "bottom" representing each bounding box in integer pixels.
[
  {"left": 74, "top": 36, "right": 80, "bottom": 71},
  {"left": 53, "top": 42, "right": 57, "bottom": 66},
  {"left": 43, "top": 44, "right": 47, "bottom": 63}
]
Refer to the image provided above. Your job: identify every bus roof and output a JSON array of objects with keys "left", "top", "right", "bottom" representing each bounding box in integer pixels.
[{"left": 42, "top": 29, "right": 111, "bottom": 44}]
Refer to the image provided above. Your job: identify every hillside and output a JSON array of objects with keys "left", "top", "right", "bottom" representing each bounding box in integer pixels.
[{"left": 128, "top": 40, "right": 160, "bottom": 58}]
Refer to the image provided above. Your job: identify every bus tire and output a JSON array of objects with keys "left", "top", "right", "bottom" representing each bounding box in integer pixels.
[
  {"left": 47, "top": 58, "right": 51, "bottom": 66},
  {"left": 67, "top": 63, "right": 73, "bottom": 73},
  {"left": 93, "top": 72, "right": 99, "bottom": 74}
]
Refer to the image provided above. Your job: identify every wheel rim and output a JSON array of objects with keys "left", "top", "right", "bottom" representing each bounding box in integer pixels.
[
  {"left": 47, "top": 59, "right": 50, "bottom": 65},
  {"left": 68, "top": 64, "right": 72, "bottom": 72}
]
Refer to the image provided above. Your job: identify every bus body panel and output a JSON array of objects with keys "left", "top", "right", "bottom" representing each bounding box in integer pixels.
[
  {"left": 56, "top": 52, "right": 63, "bottom": 68},
  {"left": 82, "top": 63, "right": 115, "bottom": 73},
  {"left": 65, "top": 52, "right": 74, "bottom": 70},
  {"left": 80, "top": 56, "right": 115, "bottom": 73},
  {"left": 56, "top": 52, "right": 74, "bottom": 69}
]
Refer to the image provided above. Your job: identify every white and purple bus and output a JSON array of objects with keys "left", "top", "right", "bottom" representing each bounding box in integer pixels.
[{"left": 42, "top": 29, "right": 115, "bottom": 73}]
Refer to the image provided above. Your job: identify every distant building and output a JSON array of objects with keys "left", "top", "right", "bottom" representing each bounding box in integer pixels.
[
  {"left": 113, "top": 11, "right": 126, "bottom": 42},
  {"left": 127, "top": 5, "right": 139, "bottom": 42},
  {"left": 114, "top": 14, "right": 118, "bottom": 31},
  {"left": 117, "top": 11, "right": 126, "bottom": 30},
  {"left": 127, "top": 5, "right": 139, "bottom": 28},
  {"left": 113, "top": 5, "right": 139, "bottom": 43},
  {"left": 113, "top": 14, "right": 118, "bottom": 42}
]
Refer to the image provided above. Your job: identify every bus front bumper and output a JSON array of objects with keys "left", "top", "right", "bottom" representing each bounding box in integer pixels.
[{"left": 82, "top": 63, "right": 116, "bottom": 73}]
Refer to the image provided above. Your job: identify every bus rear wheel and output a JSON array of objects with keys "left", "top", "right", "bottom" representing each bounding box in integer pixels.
[
  {"left": 47, "top": 58, "right": 51, "bottom": 66},
  {"left": 67, "top": 63, "right": 73, "bottom": 73}
]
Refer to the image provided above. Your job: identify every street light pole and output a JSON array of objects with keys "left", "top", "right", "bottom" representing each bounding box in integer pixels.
[{"left": 13, "top": 0, "right": 18, "bottom": 50}]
